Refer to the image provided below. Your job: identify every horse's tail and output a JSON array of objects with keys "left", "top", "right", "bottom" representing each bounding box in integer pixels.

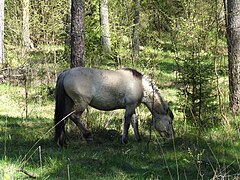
[{"left": 54, "top": 71, "right": 67, "bottom": 145}]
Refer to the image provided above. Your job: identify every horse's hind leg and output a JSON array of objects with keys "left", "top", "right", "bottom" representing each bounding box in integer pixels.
[
  {"left": 131, "top": 113, "right": 141, "bottom": 142},
  {"left": 56, "top": 96, "right": 73, "bottom": 147},
  {"left": 70, "top": 111, "right": 93, "bottom": 143}
]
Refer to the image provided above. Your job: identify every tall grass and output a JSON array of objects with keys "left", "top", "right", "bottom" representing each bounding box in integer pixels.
[{"left": 1, "top": 60, "right": 240, "bottom": 179}]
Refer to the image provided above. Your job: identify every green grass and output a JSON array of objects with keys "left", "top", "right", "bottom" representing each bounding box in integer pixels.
[
  {"left": 1, "top": 58, "right": 240, "bottom": 179},
  {"left": 1, "top": 112, "right": 240, "bottom": 179}
]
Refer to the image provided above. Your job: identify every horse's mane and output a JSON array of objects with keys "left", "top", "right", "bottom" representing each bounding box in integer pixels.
[
  {"left": 122, "top": 68, "right": 168, "bottom": 111},
  {"left": 122, "top": 68, "right": 143, "bottom": 79},
  {"left": 143, "top": 75, "right": 160, "bottom": 95},
  {"left": 142, "top": 75, "right": 169, "bottom": 111}
]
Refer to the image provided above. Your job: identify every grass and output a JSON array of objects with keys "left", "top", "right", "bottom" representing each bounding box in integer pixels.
[
  {"left": 1, "top": 57, "right": 240, "bottom": 179},
  {"left": 1, "top": 113, "right": 240, "bottom": 179}
]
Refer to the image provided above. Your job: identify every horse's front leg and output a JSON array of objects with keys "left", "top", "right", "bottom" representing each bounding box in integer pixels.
[
  {"left": 131, "top": 113, "right": 141, "bottom": 142},
  {"left": 122, "top": 107, "right": 135, "bottom": 144},
  {"left": 70, "top": 112, "right": 93, "bottom": 143}
]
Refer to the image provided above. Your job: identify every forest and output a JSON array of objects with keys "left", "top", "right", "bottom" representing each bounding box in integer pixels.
[{"left": 0, "top": 0, "right": 240, "bottom": 179}]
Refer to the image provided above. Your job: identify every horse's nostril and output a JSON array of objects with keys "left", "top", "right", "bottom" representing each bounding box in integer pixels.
[
  {"left": 160, "top": 131, "right": 174, "bottom": 139},
  {"left": 166, "top": 132, "right": 171, "bottom": 138},
  {"left": 160, "top": 132, "right": 165, "bottom": 137}
]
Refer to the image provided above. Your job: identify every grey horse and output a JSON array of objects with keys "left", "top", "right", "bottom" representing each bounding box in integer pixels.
[{"left": 54, "top": 67, "right": 174, "bottom": 146}]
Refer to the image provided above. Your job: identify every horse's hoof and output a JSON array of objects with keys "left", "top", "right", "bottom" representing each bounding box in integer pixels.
[
  {"left": 136, "top": 138, "right": 142, "bottom": 142},
  {"left": 122, "top": 138, "right": 128, "bottom": 144},
  {"left": 56, "top": 138, "right": 67, "bottom": 148},
  {"left": 86, "top": 137, "right": 93, "bottom": 143},
  {"left": 83, "top": 132, "right": 93, "bottom": 143}
]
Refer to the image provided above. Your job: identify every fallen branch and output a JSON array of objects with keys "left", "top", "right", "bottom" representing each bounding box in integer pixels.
[{"left": 18, "top": 168, "right": 37, "bottom": 179}]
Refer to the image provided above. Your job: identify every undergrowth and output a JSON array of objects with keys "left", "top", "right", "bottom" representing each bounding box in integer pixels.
[{"left": 1, "top": 67, "right": 240, "bottom": 179}]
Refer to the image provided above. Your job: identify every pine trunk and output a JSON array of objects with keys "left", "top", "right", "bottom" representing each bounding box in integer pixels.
[
  {"left": 71, "top": 0, "right": 85, "bottom": 67},
  {"left": 225, "top": 0, "right": 240, "bottom": 114}
]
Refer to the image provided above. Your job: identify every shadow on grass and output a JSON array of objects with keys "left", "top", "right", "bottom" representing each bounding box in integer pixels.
[{"left": 1, "top": 115, "right": 240, "bottom": 179}]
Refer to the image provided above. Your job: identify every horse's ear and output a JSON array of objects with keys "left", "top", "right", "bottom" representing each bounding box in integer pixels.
[{"left": 167, "top": 107, "right": 174, "bottom": 120}]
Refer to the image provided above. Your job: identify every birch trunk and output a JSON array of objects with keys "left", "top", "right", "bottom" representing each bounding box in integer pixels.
[
  {"left": 23, "top": 0, "right": 32, "bottom": 51},
  {"left": 132, "top": 0, "right": 140, "bottom": 62},
  {"left": 100, "top": 0, "right": 111, "bottom": 53},
  {"left": 0, "top": 0, "right": 4, "bottom": 64}
]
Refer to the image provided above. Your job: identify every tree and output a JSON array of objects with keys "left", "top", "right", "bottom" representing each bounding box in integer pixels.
[
  {"left": 224, "top": 0, "right": 240, "bottom": 114},
  {"left": 22, "top": 0, "right": 33, "bottom": 51},
  {"left": 71, "top": 0, "right": 85, "bottom": 67},
  {"left": 100, "top": 0, "right": 111, "bottom": 53},
  {"left": 169, "top": 0, "right": 221, "bottom": 128},
  {"left": 0, "top": 0, "right": 4, "bottom": 64},
  {"left": 132, "top": 0, "right": 140, "bottom": 62}
]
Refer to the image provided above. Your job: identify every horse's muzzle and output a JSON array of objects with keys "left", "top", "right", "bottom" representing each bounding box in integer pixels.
[{"left": 160, "top": 129, "right": 175, "bottom": 139}]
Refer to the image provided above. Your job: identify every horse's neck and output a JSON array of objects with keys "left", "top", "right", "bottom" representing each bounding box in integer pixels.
[{"left": 142, "top": 77, "right": 161, "bottom": 114}]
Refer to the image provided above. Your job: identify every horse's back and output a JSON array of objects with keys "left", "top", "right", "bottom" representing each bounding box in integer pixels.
[{"left": 63, "top": 67, "right": 143, "bottom": 110}]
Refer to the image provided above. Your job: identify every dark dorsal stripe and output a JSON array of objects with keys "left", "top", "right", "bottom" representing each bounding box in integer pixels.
[{"left": 122, "top": 68, "right": 143, "bottom": 79}]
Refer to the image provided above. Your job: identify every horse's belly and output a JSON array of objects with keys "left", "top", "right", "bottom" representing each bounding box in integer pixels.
[{"left": 90, "top": 94, "right": 126, "bottom": 111}]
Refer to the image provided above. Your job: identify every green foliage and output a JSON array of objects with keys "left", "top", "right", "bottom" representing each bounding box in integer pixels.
[
  {"left": 30, "top": 0, "right": 70, "bottom": 45},
  {"left": 178, "top": 56, "right": 219, "bottom": 128},
  {"left": 4, "top": 0, "right": 22, "bottom": 47},
  {"left": 4, "top": 0, "right": 70, "bottom": 67},
  {"left": 33, "top": 83, "right": 55, "bottom": 104},
  {"left": 168, "top": 0, "right": 226, "bottom": 129}
]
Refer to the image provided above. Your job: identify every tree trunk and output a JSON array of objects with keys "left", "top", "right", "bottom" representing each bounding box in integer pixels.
[
  {"left": 22, "top": 0, "right": 32, "bottom": 51},
  {"left": 225, "top": 0, "right": 240, "bottom": 114},
  {"left": 132, "top": 0, "right": 140, "bottom": 62},
  {"left": 70, "top": 0, "right": 85, "bottom": 67},
  {"left": 100, "top": 0, "right": 111, "bottom": 53},
  {"left": 0, "top": 0, "right": 4, "bottom": 64}
]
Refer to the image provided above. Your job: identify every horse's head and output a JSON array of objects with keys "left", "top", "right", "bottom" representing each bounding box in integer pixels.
[
  {"left": 141, "top": 76, "right": 175, "bottom": 139},
  {"left": 153, "top": 107, "right": 174, "bottom": 139}
]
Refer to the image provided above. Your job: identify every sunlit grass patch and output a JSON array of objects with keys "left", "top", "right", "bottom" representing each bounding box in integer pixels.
[
  {"left": 0, "top": 84, "right": 54, "bottom": 119},
  {"left": 0, "top": 161, "right": 18, "bottom": 180}
]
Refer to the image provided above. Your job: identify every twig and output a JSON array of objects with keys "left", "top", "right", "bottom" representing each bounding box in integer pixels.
[
  {"left": 17, "top": 168, "right": 37, "bottom": 179},
  {"left": 20, "top": 110, "right": 76, "bottom": 165}
]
